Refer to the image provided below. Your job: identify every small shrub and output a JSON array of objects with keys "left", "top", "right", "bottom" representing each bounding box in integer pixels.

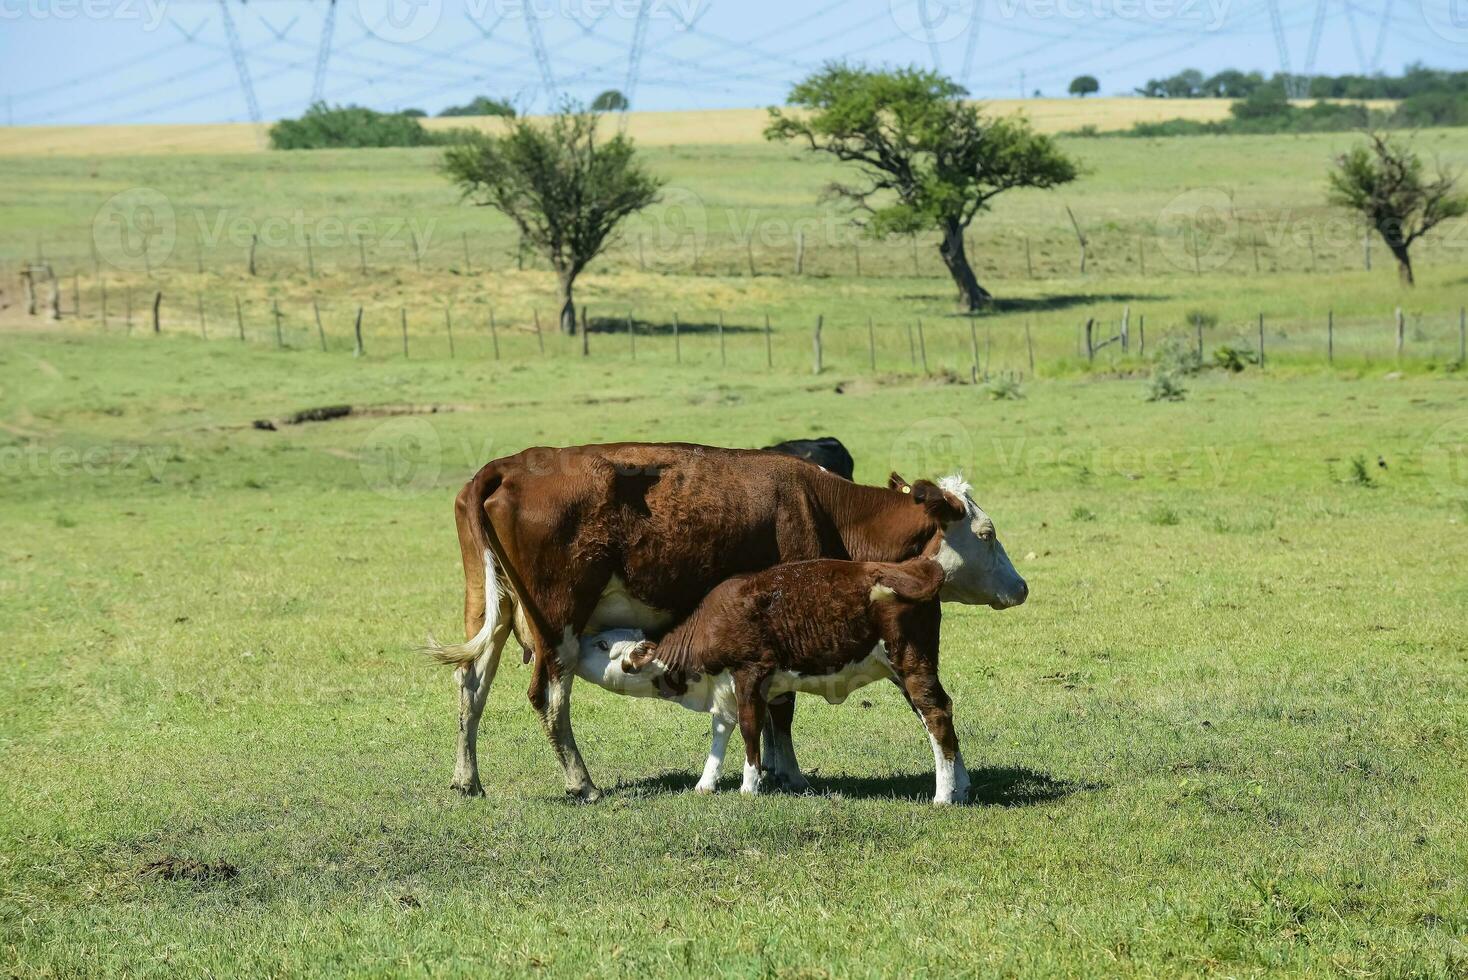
[
  {"left": 1145, "top": 505, "right": 1180, "bottom": 526},
  {"left": 1156, "top": 335, "right": 1204, "bottom": 377},
  {"left": 270, "top": 102, "right": 451, "bottom": 150},
  {"left": 1146, "top": 370, "right": 1187, "bottom": 402},
  {"left": 1348, "top": 455, "right": 1374, "bottom": 487},
  {"left": 1214, "top": 344, "right": 1259, "bottom": 373},
  {"left": 983, "top": 376, "right": 1024, "bottom": 400},
  {"left": 1071, "top": 505, "right": 1097, "bottom": 522}
]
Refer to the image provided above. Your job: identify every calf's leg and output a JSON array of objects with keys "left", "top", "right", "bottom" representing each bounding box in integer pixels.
[
  {"left": 697, "top": 713, "right": 735, "bottom": 793},
  {"left": 897, "top": 670, "right": 969, "bottom": 805},
  {"left": 734, "top": 672, "right": 769, "bottom": 795},
  {"left": 761, "top": 695, "right": 809, "bottom": 792}
]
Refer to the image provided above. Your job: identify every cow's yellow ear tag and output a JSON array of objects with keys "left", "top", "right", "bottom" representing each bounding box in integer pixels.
[{"left": 901, "top": 486, "right": 911, "bottom": 494}]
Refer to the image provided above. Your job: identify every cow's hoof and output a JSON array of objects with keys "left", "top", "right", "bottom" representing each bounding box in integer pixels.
[
  {"left": 566, "top": 785, "right": 603, "bottom": 803},
  {"left": 765, "top": 771, "right": 810, "bottom": 794},
  {"left": 451, "top": 778, "right": 485, "bottom": 797}
]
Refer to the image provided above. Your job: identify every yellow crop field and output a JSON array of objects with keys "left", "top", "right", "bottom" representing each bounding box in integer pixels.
[{"left": 0, "top": 98, "right": 1386, "bottom": 158}]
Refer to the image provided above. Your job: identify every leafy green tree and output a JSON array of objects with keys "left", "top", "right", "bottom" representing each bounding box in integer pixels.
[
  {"left": 766, "top": 63, "right": 1078, "bottom": 309},
  {"left": 1328, "top": 132, "right": 1467, "bottom": 286},
  {"left": 1068, "top": 75, "right": 1099, "bottom": 98},
  {"left": 439, "top": 95, "right": 516, "bottom": 118},
  {"left": 269, "top": 103, "right": 440, "bottom": 150},
  {"left": 591, "top": 89, "right": 629, "bottom": 112},
  {"left": 441, "top": 109, "right": 663, "bottom": 334}
]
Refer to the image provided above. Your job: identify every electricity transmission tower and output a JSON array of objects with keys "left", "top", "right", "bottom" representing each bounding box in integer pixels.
[
  {"left": 217, "top": 0, "right": 262, "bottom": 126},
  {"left": 312, "top": 0, "right": 337, "bottom": 105}
]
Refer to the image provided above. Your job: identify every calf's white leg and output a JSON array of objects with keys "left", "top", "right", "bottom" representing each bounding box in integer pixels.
[{"left": 696, "top": 714, "right": 734, "bottom": 794}]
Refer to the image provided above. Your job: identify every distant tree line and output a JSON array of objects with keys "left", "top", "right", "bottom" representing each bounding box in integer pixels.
[{"left": 1136, "top": 62, "right": 1468, "bottom": 101}]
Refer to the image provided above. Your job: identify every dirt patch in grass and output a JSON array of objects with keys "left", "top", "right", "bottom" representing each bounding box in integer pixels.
[{"left": 139, "top": 855, "right": 239, "bottom": 883}]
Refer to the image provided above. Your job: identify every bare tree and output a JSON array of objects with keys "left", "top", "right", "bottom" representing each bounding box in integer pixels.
[
  {"left": 442, "top": 108, "right": 662, "bottom": 334},
  {"left": 1328, "top": 131, "right": 1467, "bottom": 287}
]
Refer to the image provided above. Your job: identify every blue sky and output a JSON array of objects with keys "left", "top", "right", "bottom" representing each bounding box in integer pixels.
[{"left": 2, "top": 0, "right": 1465, "bottom": 125}]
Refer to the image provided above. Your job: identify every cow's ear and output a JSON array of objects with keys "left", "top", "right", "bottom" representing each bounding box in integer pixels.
[
  {"left": 888, "top": 472, "right": 912, "bottom": 494},
  {"left": 911, "top": 479, "right": 966, "bottom": 523}
]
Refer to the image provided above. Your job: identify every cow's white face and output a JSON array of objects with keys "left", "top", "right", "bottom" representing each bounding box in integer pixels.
[{"left": 930, "top": 476, "right": 1028, "bottom": 610}]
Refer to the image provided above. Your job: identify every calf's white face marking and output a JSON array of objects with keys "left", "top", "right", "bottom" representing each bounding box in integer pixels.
[{"left": 932, "top": 475, "right": 1028, "bottom": 610}]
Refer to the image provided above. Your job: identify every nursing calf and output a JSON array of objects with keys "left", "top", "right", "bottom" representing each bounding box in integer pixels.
[{"left": 614, "top": 556, "right": 969, "bottom": 804}]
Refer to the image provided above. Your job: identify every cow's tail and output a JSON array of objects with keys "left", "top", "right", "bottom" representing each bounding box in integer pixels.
[
  {"left": 424, "top": 543, "right": 505, "bottom": 669},
  {"left": 424, "top": 469, "right": 514, "bottom": 670}
]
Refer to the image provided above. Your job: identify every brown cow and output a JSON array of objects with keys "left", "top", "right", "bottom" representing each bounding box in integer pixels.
[
  {"left": 616, "top": 556, "right": 967, "bottom": 802},
  {"left": 429, "top": 443, "right": 1026, "bottom": 800}
]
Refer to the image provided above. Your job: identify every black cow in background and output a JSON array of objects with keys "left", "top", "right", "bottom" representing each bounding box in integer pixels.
[{"left": 760, "top": 436, "right": 855, "bottom": 481}]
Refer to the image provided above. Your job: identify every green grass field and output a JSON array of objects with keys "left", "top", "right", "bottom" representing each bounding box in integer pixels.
[{"left": 3, "top": 124, "right": 1468, "bottom": 975}]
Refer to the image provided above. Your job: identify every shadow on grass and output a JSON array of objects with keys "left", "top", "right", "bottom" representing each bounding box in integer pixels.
[
  {"left": 891, "top": 293, "right": 1166, "bottom": 315},
  {"left": 610, "top": 765, "right": 1098, "bottom": 807},
  {"left": 586, "top": 316, "right": 764, "bottom": 336}
]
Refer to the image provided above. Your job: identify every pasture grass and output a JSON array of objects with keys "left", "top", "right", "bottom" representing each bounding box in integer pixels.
[{"left": 2, "top": 328, "right": 1466, "bottom": 976}]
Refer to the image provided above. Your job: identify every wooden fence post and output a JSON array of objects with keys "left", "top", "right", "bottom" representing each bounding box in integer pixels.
[
  {"left": 794, "top": 231, "right": 804, "bottom": 276},
  {"left": 868, "top": 316, "right": 876, "bottom": 372},
  {"left": 314, "top": 298, "right": 327, "bottom": 351},
  {"left": 627, "top": 311, "right": 635, "bottom": 359},
  {"left": 1085, "top": 318, "right": 1095, "bottom": 362},
  {"left": 306, "top": 234, "right": 316, "bottom": 278},
  {"left": 1196, "top": 317, "right": 1204, "bottom": 359},
  {"left": 462, "top": 232, "right": 472, "bottom": 275},
  {"left": 717, "top": 311, "right": 725, "bottom": 366},
  {"left": 353, "top": 306, "right": 364, "bottom": 358},
  {"left": 1327, "top": 309, "right": 1334, "bottom": 364},
  {"left": 272, "top": 299, "right": 283, "bottom": 347},
  {"left": 411, "top": 230, "right": 422, "bottom": 272},
  {"left": 1025, "top": 237, "right": 1034, "bottom": 278},
  {"left": 673, "top": 311, "right": 681, "bottom": 363},
  {"left": 1121, "top": 305, "right": 1130, "bottom": 352},
  {"left": 248, "top": 234, "right": 258, "bottom": 276},
  {"left": 812, "top": 314, "right": 823, "bottom": 375},
  {"left": 533, "top": 309, "right": 544, "bottom": 355},
  {"left": 764, "top": 313, "right": 772, "bottom": 368},
  {"left": 1025, "top": 320, "right": 1036, "bottom": 373},
  {"left": 72, "top": 272, "right": 80, "bottom": 317},
  {"left": 1395, "top": 307, "right": 1404, "bottom": 358},
  {"left": 400, "top": 307, "right": 408, "bottom": 358},
  {"left": 1257, "top": 312, "right": 1265, "bottom": 369},
  {"left": 445, "top": 307, "right": 455, "bottom": 358},
  {"left": 490, "top": 309, "right": 501, "bottom": 360},
  {"left": 968, "top": 316, "right": 979, "bottom": 384},
  {"left": 48, "top": 274, "right": 62, "bottom": 321},
  {"left": 197, "top": 292, "right": 207, "bottom": 338},
  {"left": 581, "top": 306, "right": 590, "bottom": 357},
  {"left": 151, "top": 290, "right": 163, "bottom": 333},
  {"left": 1191, "top": 225, "right": 1201, "bottom": 275},
  {"left": 907, "top": 322, "right": 916, "bottom": 368},
  {"left": 20, "top": 266, "right": 36, "bottom": 315},
  {"left": 125, "top": 288, "right": 133, "bottom": 333},
  {"left": 1137, "top": 315, "right": 1145, "bottom": 359},
  {"left": 1066, "top": 205, "right": 1087, "bottom": 275},
  {"left": 917, "top": 319, "right": 928, "bottom": 374},
  {"left": 234, "top": 295, "right": 244, "bottom": 340}
]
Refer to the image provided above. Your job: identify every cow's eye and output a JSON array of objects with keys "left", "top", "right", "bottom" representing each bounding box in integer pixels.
[{"left": 596, "top": 640, "right": 609, "bottom": 652}]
